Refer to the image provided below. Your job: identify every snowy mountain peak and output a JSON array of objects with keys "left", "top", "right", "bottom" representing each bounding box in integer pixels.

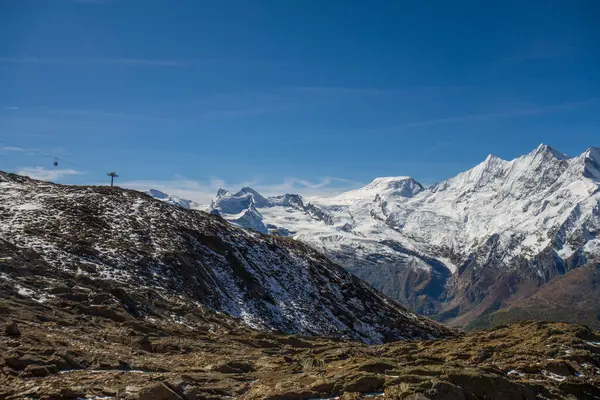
[
  {"left": 216, "top": 188, "right": 231, "bottom": 197},
  {"left": 533, "top": 143, "right": 568, "bottom": 160},
  {"left": 483, "top": 153, "right": 503, "bottom": 162},
  {"left": 146, "top": 189, "right": 169, "bottom": 200},
  {"left": 145, "top": 189, "right": 201, "bottom": 210},
  {"left": 583, "top": 146, "right": 600, "bottom": 181},
  {"left": 233, "top": 187, "right": 270, "bottom": 207},
  {"left": 331, "top": 176, "right": 424, "bottom": 202},
  {"left": 368, "top": 176, "right": 424, "bottom": 198},
  {"left": 585, "top": 146, "right": 600, "bottom": 163}
]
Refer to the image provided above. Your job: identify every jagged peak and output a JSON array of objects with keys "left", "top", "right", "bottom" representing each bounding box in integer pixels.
[
  {"left": 359, "top": 176, "right": 424, "bottom": 198},
  {"left": 216, "top": 188, "right": 231, "bottom": 197},
  {"left": 532, "top": 143, "right": 568, "bottom": 160},
  {"left": 583, "top": 146, "right": 600, "bottom": 181},
  {"left": 234, "top": 186, "right": 264, "bottom": 198},
  {"left": 584, "top": 146, "right": 600, "bottom": 161},
  {"left": 483, "top": 153, "right": 504, "bottom": 162},
  {"left": 233, "top": 187, "right": 271, "bottom": 207},
  {"left": 146, "top": 189, "right": 169, "bottom": 199},
  {"left": 366, "top": 176, "right": 423, "bottom": 190},
  {"left": 370, "top": 176, "right": 415, "bottom": 184}
]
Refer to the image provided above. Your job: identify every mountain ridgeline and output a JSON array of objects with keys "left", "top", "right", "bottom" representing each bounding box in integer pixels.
[
  {"left": 163, "top": 144, "right": 600, "bottom": 329},
  {"left": 0, "top": 171, "right": 449, "bottom": 344}
]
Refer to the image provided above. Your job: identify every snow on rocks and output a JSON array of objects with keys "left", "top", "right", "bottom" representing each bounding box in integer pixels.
[{"left": 0, "top": 171, "right": 449, "bottom": 343}]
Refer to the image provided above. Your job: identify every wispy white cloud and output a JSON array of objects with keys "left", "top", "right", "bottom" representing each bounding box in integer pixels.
[
  {"left": 283, "top": 86, "right": 397, "bottom": 97},
  {"left": 0, "top": 56, "right": 188, "bottom": 67},
  {"left": 6, "top": 106, "right": 19, "bottom": 110},
  {"left": 1, "top": 146, "right": 29, "bottom": 152},
  {"left": 72, "top": 0, "right": 111, "bottom": 3},
  {"left": 0, "top": 146, "right": 42, "bottom": 156},
  {"left": 199, "top": 105, "right": 295, "bottom": 119},
  {"left": 280, "top": 85, "right": 469, "bottom": 98},
  {"left": 17, "top": 166, "right": 85, "bottom": 182},
  {"left": 51, "top": 108, "right": 175, "bottom": 122},
  {"left": 0, "top": 56, "right": 276, "bottom": 68},
  {"left": 121, "top": 176, "right": 362, "bottom": 204},
  {"left": 379, "top": 97, "right": 600, "bottom": 132}
]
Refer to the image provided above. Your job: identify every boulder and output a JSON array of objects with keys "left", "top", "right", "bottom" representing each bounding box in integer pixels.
[
  {"left": 5, "top": 321, "right": 21, "bottom": 337},
  {"left": 139, "top": 383, "right": 184, "bottom": 400}
]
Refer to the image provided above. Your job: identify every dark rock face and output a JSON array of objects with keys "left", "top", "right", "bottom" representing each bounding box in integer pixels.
[
  {"left": 4, "top": 322, "right": 20, "bottom": 337},
  {"left": 0, "top": 171, "right": 448, "bottom": 344}
]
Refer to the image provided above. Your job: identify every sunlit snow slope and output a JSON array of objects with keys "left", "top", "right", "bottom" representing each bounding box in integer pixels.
[{"left": 151, "top": 144, "right": 600, "bottom": 326}]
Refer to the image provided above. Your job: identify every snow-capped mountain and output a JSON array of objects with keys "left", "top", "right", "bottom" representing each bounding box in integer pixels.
[
  {"left": 145, "top": 189, "right": 202, "bottom": 210},
  {"left": 190, "top": 144, "right": 600, "bottom": 327},
  {"left": 0, "top": 171, "right": 449, "bottom": 343}
]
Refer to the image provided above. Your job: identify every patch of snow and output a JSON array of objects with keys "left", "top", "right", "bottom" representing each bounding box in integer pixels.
[{"left": 542, "top": 370, "right": 567, "bottom": 382}]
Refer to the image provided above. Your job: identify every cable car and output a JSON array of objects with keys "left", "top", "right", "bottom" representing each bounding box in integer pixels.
[{"left": 53, "top": 158, "right": 58, "bottom": 167}]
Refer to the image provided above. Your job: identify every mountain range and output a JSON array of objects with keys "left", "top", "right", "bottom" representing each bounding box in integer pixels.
[
  {"left": 150, "top": 144, "right": 600, "bottom": 329},
  {"left": 2, "top": 151, "right": 600, "bottom": 398},
  {"left": 0, "top": 171, "right": 448, "bottom": 344}
]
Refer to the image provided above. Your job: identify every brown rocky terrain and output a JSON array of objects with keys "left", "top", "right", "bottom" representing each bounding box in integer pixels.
[{"left": 2, "top": 291, "right": 600, "bottom": 400}]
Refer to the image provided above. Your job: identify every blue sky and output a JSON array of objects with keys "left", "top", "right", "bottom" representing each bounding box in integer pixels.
[{"left": 1, "top": 0, "right": 599, "bottom": 202}]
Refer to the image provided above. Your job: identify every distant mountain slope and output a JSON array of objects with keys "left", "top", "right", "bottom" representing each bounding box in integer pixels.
[
  {"left": 173, "top": 144, "right": 600, "bottom": 327},
  {"left": 0, "top": 171, "right": 449, "bottom": 343},
  {"left": 469, "top": 262, "right": 600, "bottom": 330}
]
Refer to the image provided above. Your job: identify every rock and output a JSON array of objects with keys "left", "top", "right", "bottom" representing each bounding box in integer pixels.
[
  {"left": 208, "top": 361, "right": 254, "bottom": 373},
  {"left": 180, "top": 385, "right": 197, "bottom": 400},
  {"left": 405, "top": 394, "right": 431, "bottom": 400},
  {"left": 134, "top": 335, "right": 154, "bottom": 352},
  {"left": 139, "top": 383, "right": 184, "bottom": 400},
  {"left": 515, "top": 364, "right": 542, "bottom": 374},
  {"left": 450, "top": 353, "right": 471, "bottom": 360},
  {"left": 310, "top": 381, "right": 335, "bottom": 393},
  {"left": 5, "top": 321, "right": 21, "bottom": 337},
  {"left": 163, "top": 379, "right": 195, "bottom": 400},
  {"left": 23, "top": 364, "right": 53, "bottom": 377},
  {"left": 5, "top": 355, "right": 48, "bottom": 371},
  {"left": 358, "top": 361, "right": 397, "bottom": 374},
  {"left": 545, "top": 360, "right": 575, "bottom": 376},
  {"left": 102, "top": 388, "right": 118, "bottom": 396},
  {"left": 126, "top": 385, "right": 142, "bottom": 395},
  {"left": 60, "top": 387, "right": 85, "bottom": 399},
  {"left": 475, "top": 348, "right": 493, "bottom": 362},
  {"left": 344, "top": 375, "right": 385, "bottom": 393},
  {"left": 446, "top": 371, "right": 537, "bottom": 400},
  {"left": 340, "top": 393, "right": 364, "bottom": 400},
  {"left": 426, "top": 381, "right": 466, "bottom": 400}
]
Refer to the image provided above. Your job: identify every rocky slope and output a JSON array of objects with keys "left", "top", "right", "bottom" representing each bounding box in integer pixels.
[
  {"left": 2, "top": 292, "right": 600, "bottom": 399},
  {"left": 195, "top": 144, "right": 600, "bottom": 327},
  {"left": 470, "top": 263, "right": 600, "bottom": 330},
  {"left": 0, "top": 171, "right": 449, "bottom": 344}
]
